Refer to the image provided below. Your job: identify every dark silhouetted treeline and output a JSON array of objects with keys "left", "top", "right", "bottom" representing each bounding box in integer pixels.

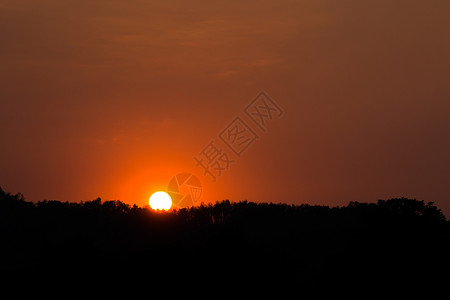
[{"left": 1, "top": 186, "right": 449, "bottom": 289}]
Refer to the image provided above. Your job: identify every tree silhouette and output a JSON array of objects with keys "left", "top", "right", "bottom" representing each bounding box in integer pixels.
[{"left": 0, "top": 186, "right": 449, "bottom": 290}]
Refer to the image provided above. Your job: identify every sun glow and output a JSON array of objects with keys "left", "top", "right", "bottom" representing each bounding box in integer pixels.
[{"left": 149, "top": 191, "right": 172, "bottom": 211}]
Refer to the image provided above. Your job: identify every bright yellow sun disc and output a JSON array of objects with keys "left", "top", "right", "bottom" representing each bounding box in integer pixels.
[{"left": 149, "top": 191, "right": 172, "bottom": 211}]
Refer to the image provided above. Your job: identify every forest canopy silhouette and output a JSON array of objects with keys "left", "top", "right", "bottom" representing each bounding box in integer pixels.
[{"left": 1, "top": 186, "right": 449, "bottom": 287}]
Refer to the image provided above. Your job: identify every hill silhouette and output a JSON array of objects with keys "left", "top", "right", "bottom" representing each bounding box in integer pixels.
[{"left": 1, "top": 186, "right": 449, "bottom": 290}]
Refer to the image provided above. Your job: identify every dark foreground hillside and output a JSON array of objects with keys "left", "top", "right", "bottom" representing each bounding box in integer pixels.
[{"left": 1, "top": 187, "right": 449, "bottom": 290}]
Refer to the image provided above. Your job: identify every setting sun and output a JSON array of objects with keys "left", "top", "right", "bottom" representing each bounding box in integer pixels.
[{"left": 149, "top": 191, "right": 172, "bottom": 211}]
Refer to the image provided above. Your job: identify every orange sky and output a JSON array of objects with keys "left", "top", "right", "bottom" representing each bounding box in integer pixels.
[{"left": 1, "top": 0, "right": 450, "bottom": 214}]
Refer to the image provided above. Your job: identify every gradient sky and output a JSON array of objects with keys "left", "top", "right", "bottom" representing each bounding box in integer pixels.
[{"left": 1, "top": 0, "right": 450, "bottom": 214}]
